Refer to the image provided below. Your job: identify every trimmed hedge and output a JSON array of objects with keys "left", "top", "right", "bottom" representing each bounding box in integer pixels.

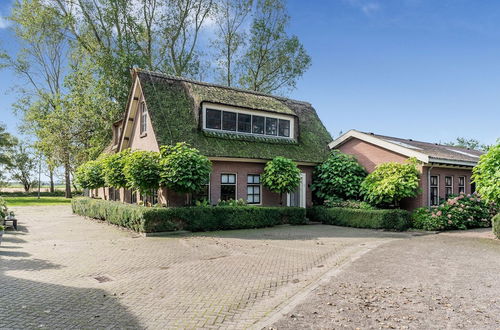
[
  {"left": 307, "top": 206, "right": 412, "bottom": 231},
  {"left": 493, "top": 214, "right": 500, "bottom": 239},
  {"left": 72, "top": 197, "right": 307, "bottom": 233}
]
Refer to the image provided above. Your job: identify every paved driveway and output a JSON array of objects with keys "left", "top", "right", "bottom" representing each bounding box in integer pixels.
[{"left": 0, "top": 205, "right": 409, "bottom": 329}]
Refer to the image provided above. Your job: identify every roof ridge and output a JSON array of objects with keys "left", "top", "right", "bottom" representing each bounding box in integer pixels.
[
  {"left": 362, "top": 131, "right": 483, "bottom": 153},
  {"left": 135, "top": 68, "right": 311, "bottom": 106}
]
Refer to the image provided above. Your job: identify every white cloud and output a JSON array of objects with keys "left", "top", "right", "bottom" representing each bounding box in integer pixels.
[
  {"left": 344, "top": 0, "right": 381, "bottom": 16},
  {"left": 0, "top": 16, "right": 10, "bottom": 29}
]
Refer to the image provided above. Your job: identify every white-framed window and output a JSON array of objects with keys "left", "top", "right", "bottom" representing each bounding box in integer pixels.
[
  {"left": 458, "top": 176, "right": 466, "bottom": 194},
  {"left": 202, "top": 103, "right": 294, "bottom": 139},
  {"left": 220, "top": 174, "right": 236, "bottom": 201},
  {"left": 140, "top": 101, "right": 147, "bottom": 135},
  {"left": 430, "top": 175, "right": 439, "bottom": 206},
  {"left": 445, "top": 176, "right": 453, "bottom": 199},
  {"left": 247, "top": 174, "right": 261, "bottom": 205}
]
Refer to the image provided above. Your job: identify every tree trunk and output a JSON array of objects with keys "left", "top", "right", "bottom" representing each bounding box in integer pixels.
[
  {"left": 64, "top": 163, "right": 72, "bottom": 198},
  {"left": 49, "top": 169, "right": 54, "bottom": 193}
]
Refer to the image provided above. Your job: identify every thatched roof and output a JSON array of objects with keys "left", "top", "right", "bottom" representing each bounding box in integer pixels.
[{"left": 135, "top": 69, "right": 332, "bottom": 163}]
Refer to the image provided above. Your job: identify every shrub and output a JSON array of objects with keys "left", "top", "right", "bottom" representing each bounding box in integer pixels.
[
  {"left": 307, "top": 206, "right": 411, "bottom": 231},
  {"left": 312, "top": 150, "right": 367, "bottom": 201},
  {"left": 412, "top": 194, "right": 499, "bottom": 231},
  {"left": 472, "top": 142, "right": 500, "bottom": 204},
  {"left": 123, "top": 150, "right": 161, "bottom": 196},
  {"left": 216, "top": 198, "right": 247, "bottom": 207},
  {"left": 493, "top": 214, "right": 500, "bottom": 239},
  {"left": 159, "top": 143, "right": 212, "bottom": 195},
  {"left": 323, "top": 198, "right": 374, "bottom": 210},
  {"left": 261, "top": 157, "right": 301, "bottom": 204},
  {"left": 75, "top": 159, "right": 105, "bottom": 190},
  {"left": 72, "top": 197, "right": 307, "bottom": 232},
  {"left": 361, "top": 158, "right": 420, "bottom": 207}
]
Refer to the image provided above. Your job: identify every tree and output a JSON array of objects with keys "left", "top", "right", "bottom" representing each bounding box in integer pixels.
[
  {"left": 239, "top": 0, "right": 311, "bottom": 93},
  {"left": 6, "top": 144, "right": 38, "bottom": 192},
  {"left": 123, "top": 150, "right": 161, "bottom": 197},
  {"left": 444, "top": 137, "right": 489, "bottom": 152},
  {"left": 261, "top": 156, "right": 301, "bottom": 205},
  {"left": 361, "top": 158, "right": 421, "bottom": 207},
  {"left": 312, "top": 150, "right": 367, "bottom": 201},
  {"left": 472, "top": 141, "right": 500, "bottom": 204},
  {"left": 0, "top": 124, "right": 17, "bottom": 166},
  {"left": 159, "top": 143, "right": 211, "bottom": 204},
  {"left": 212, "top": 0, "right": 253, "bottom": 86},
  {"left": 75, "top": 159, "right": 105, "bottom": 195},
  {"left": 102, "top": 150, "right": 131, "bottom": 189}
]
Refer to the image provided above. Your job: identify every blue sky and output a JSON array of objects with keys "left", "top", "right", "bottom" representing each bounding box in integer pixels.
[{"left": 0, "top": 0, "right": 499, "bottom": 145}]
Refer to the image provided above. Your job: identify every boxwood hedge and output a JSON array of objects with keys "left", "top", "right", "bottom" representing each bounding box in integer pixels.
[
  {"left": 72, "top": 197, "right": 307, "bottom": 233},
  {"left": 307, "top": 206, "right": 411, "bottom": 231},
  {"left": 493, "top": 213, "right": 500, "bottom": 239}
]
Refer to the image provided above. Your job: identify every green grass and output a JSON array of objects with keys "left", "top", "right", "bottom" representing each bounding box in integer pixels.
[{"left": 4, "top": 197, "right": 72, "bottom": 207}]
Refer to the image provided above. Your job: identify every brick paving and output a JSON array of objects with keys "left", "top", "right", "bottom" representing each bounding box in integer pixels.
[{"left": 0, "top": 205, "right": 409, "bottom": 329}]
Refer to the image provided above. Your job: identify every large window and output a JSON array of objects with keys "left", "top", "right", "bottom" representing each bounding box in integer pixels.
[
  {"left": 140, "top": 102, "right": 147, "bottom": 135},
  {"left": 458, "top": 176, "right": 465, "bottom": 194},
  {"left": 220, "top": 174, "right": 236, "bottom": 201},
  {"left": 430, "top": 175, "right": 439, "bottom": 206},
  {"left": 445, "top": 176, "right": 453, "bottom": 199},
  {"left": 247, "top": 175, "right": 261, "bottom": 204},
  {"left": 204, "top": 106, "right": 293, "bottom": 138}
]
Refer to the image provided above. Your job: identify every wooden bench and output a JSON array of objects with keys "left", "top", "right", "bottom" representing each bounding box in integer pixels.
[{"left": 3, "top": 217, "right": 17, "bottom": 231}]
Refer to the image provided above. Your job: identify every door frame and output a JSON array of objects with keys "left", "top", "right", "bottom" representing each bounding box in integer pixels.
[{"left": 287, "top": 172, "right": 306, "bottom": 208}]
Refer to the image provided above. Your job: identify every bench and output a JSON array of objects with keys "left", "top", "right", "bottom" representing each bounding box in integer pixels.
[{"left": 3, "top": 217, "right": 17, "bottom": 231}]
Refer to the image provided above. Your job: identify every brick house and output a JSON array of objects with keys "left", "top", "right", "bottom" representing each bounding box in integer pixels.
[
  {"left": 98, "top": 69, "right": 332, "bottom": 207},
  {"left": 329, "top": 130, "right": 484, "bottom": 210}
]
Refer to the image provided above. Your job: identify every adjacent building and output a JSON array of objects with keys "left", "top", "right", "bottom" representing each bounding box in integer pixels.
[
  {"left": 329, "top": 130, "right": 483, "bottom": 210},
  {"left": 98, "top": 69, "right": 332, "bottom": 207}
]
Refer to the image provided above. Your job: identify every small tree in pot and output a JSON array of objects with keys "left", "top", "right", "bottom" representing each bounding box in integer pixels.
[{"left": 261, "top": 156, "right": 301, "bottom": 206}]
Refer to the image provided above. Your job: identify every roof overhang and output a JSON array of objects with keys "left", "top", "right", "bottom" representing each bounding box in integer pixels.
[
  {"left": 329, "top": 129, "right": 430, "bottom": 163},
  {"left": 428, "top": 158, "right": 477, "bottom": 167}
]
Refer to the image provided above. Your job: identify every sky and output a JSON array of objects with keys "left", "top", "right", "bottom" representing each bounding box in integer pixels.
[{"left": 0, "top": 0, "right": 499, "bottom": 146}]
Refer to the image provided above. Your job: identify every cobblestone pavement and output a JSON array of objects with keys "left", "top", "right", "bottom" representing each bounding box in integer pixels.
[{"left": 0, "top": 205, "right": 410, "bottom": 329}]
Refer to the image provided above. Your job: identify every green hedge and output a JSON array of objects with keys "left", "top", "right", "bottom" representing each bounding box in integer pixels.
[
  {"left": 493, "top": 214, "right": 500, "bottom": 239},
  {"left": 72, "top": 197, "right": 307, "bottom": 233},
  {"left": 307, "top": 206, "right": 412, "bottom": 231}
]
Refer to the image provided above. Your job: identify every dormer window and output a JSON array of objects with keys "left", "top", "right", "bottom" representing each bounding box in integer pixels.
[
  {"left": 203, "top": 103, "right": 294, "bottom": 139},
  {"left": 140, "top": 101, "right": 147, "bottom": 134}
]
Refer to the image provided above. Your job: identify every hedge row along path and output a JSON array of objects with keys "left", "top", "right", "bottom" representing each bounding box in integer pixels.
[{"left": 0, "top": 205, "right": 411, "bottom": 329}]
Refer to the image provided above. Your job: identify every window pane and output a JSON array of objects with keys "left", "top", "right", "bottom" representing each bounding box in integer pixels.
[
  {"left": 227, "top": 174, "right": 236, "bottom": 184},
  {"left": 222, "top": 111, "right": 237, "bottom": 131},
  {"left": 247, "top": 195, "right": 254, "bottom": 203},
  {"left": 459, "top": 187, "right": 465, "bottom": 194},
  {"left": 278, "top": 119, "right": 290, "bottom": 137},
  {"left": 459, "top": 177, "right": 465, "bottom": 186},
  {"left": 238, "top": 113, "right": 252, "bottom": 133},
  {"left": 265, "top": 117, "right": 277, "bottom": 135},
  {"left": 252, "top": 116, "right": 265, "bottom": 134},
  {"left": 221, "top": 174, "right": 228, "bottom": 184},
  {"left": 445, "top": 176, "right": 452, "bottom": 186},
  {"left": 247, "top": 186, "right": 253, "bottom": 195},
  {"left": 206, "top": 109, "right": 222, "bottom": 129},
  {"left": 221, "top": 185, "right": 236, "bottom": 201},
  {"left": 254, "top": 186, "right": 260, "bottom": 194}
]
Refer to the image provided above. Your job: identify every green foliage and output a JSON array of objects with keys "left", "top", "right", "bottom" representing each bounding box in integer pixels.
[
  {"left": 472, "top": 142, "right": 500, "bottom": 204},
  {"left": 159, "top": 142, "right": 212, "bottom": 194},
  {"left": 361, "top": 158, "right": 421, "bottom": 207},
  {"left": 307, "top": 207, "right": 411, "bottom": 231},
  {"left": 0, "top": 124, "right": 17, "bottom": 166},
  {"left": 323, "top": 198, "right": 375, "bottom": 210},
  {"left": 239, "top": 0, "right": 311, "bottom": 93},
  {"left": 123, "top": 151, "right": 161, "bottom": 195},
  {"left": 72, "top": 197, "right": 307, "bottom": 233},
  {"left": 493, "top": 213, "right": 500, "bottom": 239},
  {"left": 412, "top": 194, "right": 499, "bottom": 231},
  {"left": 75, "top": 160, "right": 105, "bottom": 190},
  {"left": 0, "top": 196, "right": 7, "bottom": 218},
  {"left": 102, "top": 150, "right": 131, "bottom": 188},
  {"left": 261, "top": 156, "right": 301, "bottom": 197},
  {"left": 216, "top": 198, "right": 248, "bottom": 207},
  {"left": 6, "top": 144, "right": 37, "bottom": 192},
  {"left": 312, "top": 150, "right": 367, "bottom": 201},
  {"left": 444, "top": 137, "right": 489, "bottom": 152}
]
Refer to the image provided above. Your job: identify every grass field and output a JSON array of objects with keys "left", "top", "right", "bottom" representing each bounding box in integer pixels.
[{"left": 4, "top": 197, "right": 72, "bottom": 207}]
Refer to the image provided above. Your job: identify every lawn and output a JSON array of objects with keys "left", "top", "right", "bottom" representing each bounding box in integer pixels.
[{"left": 3, "top": 197, "right": 72, "bottom": 207}]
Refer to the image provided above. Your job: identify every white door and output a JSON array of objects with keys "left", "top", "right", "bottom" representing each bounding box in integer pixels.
[{"left": 287, "top": 173, "right": 306, "bottom": 208}]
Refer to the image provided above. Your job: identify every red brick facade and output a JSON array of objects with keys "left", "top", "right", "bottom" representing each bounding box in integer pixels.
[{"left": 337, "top": 138, "right": 475, "bottom": 210}]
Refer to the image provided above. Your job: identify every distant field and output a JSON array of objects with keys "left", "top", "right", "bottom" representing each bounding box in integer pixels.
[{"left": 4, "top": 197, "right": 72, "bottom": 207}]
